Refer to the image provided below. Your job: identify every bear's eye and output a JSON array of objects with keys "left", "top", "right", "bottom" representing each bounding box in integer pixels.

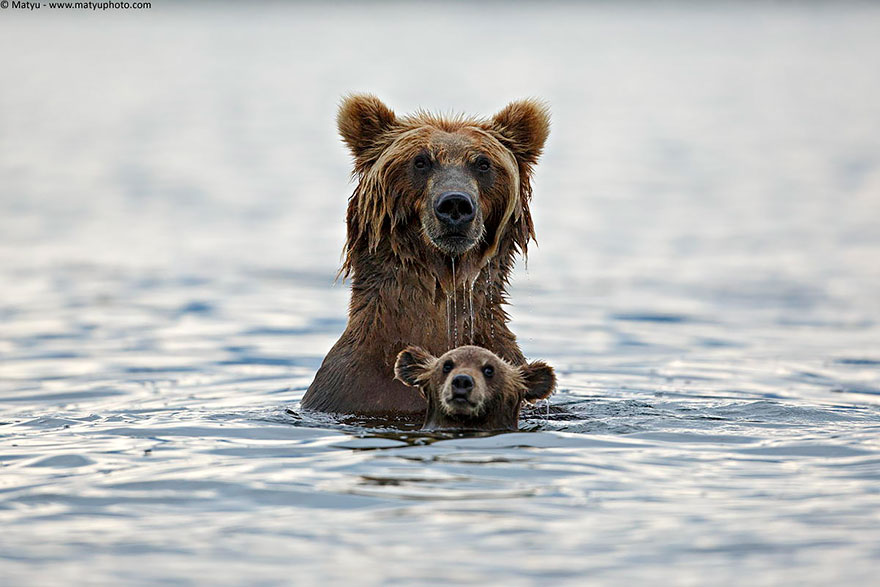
[
  {"left": 413, "top": 155, "right": 431, "bottom": 171},
  {"left": 442, "top": 360, "right": 454, "bottom": 374},
  {"left": 482, "top": 365, "right": 494, "bottom": 378},
  {"left": 476, "top": 157, "right": 491, "bottom": 173}
]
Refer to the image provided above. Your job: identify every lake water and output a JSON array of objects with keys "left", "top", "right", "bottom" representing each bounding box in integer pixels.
[{"left": 2, "top": 2, "right": 880, "bottom": 585}]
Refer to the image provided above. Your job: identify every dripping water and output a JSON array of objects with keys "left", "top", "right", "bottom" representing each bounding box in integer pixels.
[
  {"left": 451, "top": 257, "right": 458, "bottom": 348},
  {"left": 445, "top": 293, "right": 452, "bottom": 350},
  {"left": 468, "top": 278, "right": 475, "bottom": 345},
  {"left": 485, "top": 266, "right": 495, "bottom": 342}
]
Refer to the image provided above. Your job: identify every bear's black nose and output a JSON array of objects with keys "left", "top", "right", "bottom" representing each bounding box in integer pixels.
[
  {"left": 434, "top": 192, "right": 475, "bottom": 227},
  {"left": 451, "top": 374, "right": 474, "bottom": 400}
]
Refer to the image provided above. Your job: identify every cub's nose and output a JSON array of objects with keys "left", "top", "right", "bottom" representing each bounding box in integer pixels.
[
  {"left": 434, "top": 192, "right": 475, "bottom": 227},
  {"left": 451, "top": 373, "right": 474, "bottom": 401}
]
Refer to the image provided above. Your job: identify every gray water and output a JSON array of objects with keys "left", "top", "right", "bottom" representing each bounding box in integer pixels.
[{"left": 2, "top": 2, "right": 880, "bottom": 585}]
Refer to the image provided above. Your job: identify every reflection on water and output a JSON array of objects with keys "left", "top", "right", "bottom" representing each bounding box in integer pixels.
[{"left": 2, "top": 2, "right": 880, "bottom": 585}]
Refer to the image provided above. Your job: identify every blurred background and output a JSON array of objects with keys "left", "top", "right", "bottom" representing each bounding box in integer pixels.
[{"left": 1, "top": 2, "right": 880, "bottom": 585}]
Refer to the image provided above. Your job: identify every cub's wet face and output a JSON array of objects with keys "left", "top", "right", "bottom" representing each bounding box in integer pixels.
[
  {"left": 435, "top": 352, "right": 496, "bottom": 418},
  {"left": 394, "top": 345, "right": 556, "bottom": 431}
]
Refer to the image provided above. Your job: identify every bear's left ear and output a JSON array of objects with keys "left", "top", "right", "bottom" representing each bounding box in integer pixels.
[
  {"left": 337, "top": 94, "right": 398, "bottom": 168},
  {"left": 490, "top": 99, "right": 550, "bottom": 166},
  {"left": 394, "top": 346, "right": 436, "bottom": 389},
  {"left": 519, "top": 360, "right": 556, "bottom": 403}
]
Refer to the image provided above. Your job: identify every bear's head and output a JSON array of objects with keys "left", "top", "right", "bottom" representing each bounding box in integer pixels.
[
  {"left": 337, "top": 95, "right": 550, "bottom": 275},
  {"left": 394, "top": 345, "right": 556, "bottom": 431}
]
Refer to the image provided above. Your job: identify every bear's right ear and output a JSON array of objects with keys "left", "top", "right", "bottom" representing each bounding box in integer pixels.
[
  {"left": 520, "top": 360, "right": 557, "bottom": 403},
  {"left": 337, "top": 94, "right": 397, "bottom": 167},
  {"left": 394, "top": 345, "right": 436, "bottom": 389}
]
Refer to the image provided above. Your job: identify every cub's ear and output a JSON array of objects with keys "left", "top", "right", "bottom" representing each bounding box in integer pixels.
[
  {"left": 337, "top": 93, "right": 397, "bottom": 166},
  {"left": 394, "top": 346, "right": 436, "bottom": 388},
  {"left": 490, "top": 99, "right": 550, "bottom": 166},
  {"left": 520, "top": 360, "right": 556, "bottom": 403}
]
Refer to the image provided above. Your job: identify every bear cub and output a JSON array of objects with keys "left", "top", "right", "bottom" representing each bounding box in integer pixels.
[{"left": 394, "top": 345, "right": 556, "bottom": 431}]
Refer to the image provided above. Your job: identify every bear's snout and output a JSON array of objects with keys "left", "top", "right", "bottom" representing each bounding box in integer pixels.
[
  {"left": 434, "top": 192, "right": 476, "bottom": 229},
  {"left": 450, "top": 373, "right": 474, "bottom": 401},
  {"left": 443, "top": 371, "right": 484, "bottom": 416}
]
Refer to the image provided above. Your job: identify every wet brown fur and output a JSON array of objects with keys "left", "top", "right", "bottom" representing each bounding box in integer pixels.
[
  {"left": 394, "top": 345, "right": 556, "bottom": 431},
  {"left": 301, "top": 95, "right": 550, "bottom": 415}
]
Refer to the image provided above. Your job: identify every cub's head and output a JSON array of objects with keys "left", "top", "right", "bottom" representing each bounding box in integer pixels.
[
  {"left": 337, "top": 95, "right": 550, "bottom": 272},
  {"left": 394, "top": 345, "right": 556, "bottom": 431}
]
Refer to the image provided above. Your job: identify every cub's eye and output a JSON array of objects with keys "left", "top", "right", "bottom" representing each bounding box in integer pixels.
[
  {"left": 414, "top": 155, "right": 431, "bottom": 170},
  {"left": 476, "top": 157, "right": 491, "bottom": 173},
  {"left": 482, "top": 365, "right": 495, "bottom": 378},
  {"left": 442, "top": 360, "right": 454, "bottom": 374}
]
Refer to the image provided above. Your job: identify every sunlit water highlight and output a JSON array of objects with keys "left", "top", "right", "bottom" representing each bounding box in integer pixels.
[{"left": 1, "top": 3, "right": 880, "bottom": 585}]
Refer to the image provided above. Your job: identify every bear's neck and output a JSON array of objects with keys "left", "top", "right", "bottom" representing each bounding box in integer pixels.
[
  {"left": 345, "top": 237, "right": 524, "bottom": 368},
  {"left": 422, "top": 400, "right": 520, "bottom": 432}
]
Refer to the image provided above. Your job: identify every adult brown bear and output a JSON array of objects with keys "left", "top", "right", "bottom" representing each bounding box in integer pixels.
[{"left": 301, "top": 94, "right": 550, "bottom": 415}]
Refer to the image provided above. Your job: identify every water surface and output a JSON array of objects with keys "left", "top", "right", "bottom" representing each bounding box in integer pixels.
[{"left": 2, "top": 3, "right": 880, "bottom": 585}]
